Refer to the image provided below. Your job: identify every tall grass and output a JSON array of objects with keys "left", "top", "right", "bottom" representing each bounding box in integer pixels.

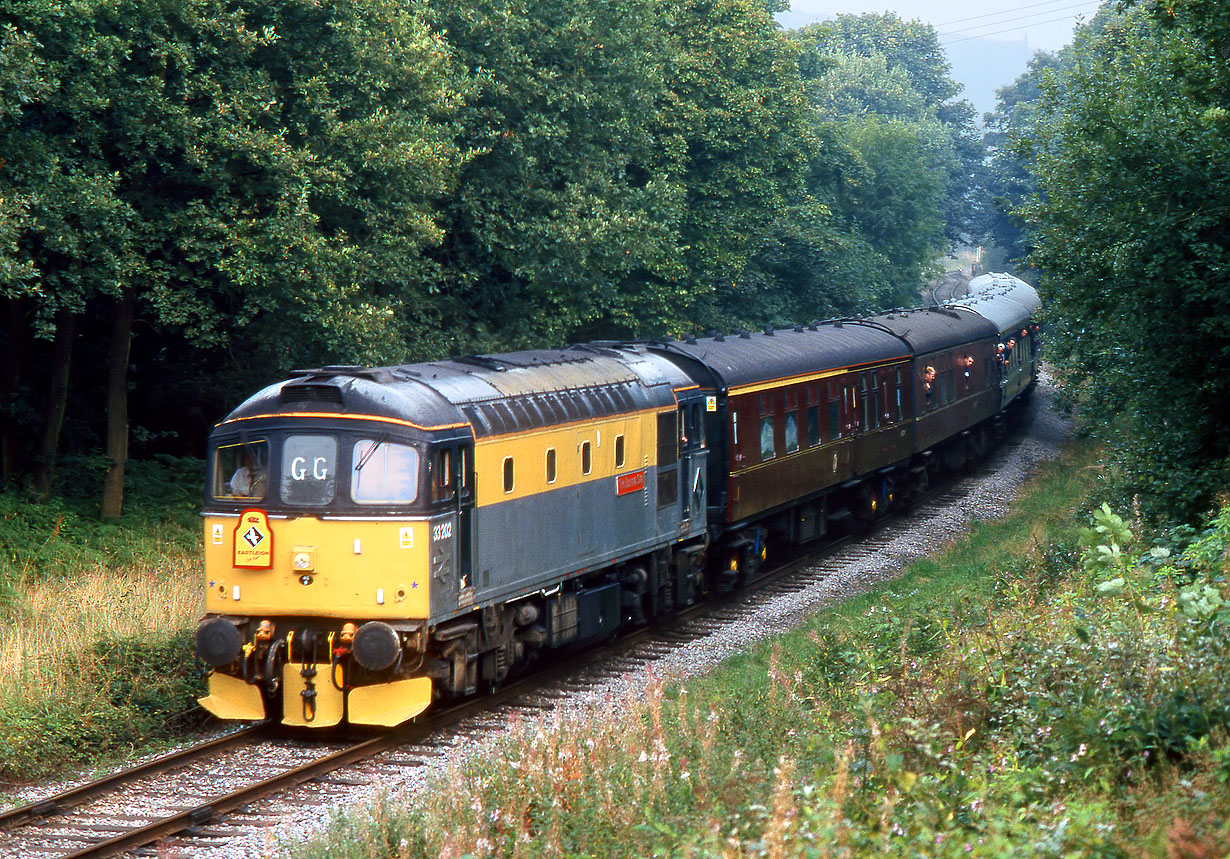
[
  {"left": 288, "top": 440, "right": 1230, "bottom": 857},
  {"left": 0, "top": 457, "right": 209, "bottom": 788},
  {"left": 0, "top": 559, "right": 201, "bottom": 702}
]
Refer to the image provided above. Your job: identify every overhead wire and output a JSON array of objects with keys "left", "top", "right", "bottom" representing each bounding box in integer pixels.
[
  {"left": 939, "top": 2, "right": 1101, "bottom": 38},
  {"left": 935, "top": 0, "right": 1083, "bottom": 28},
  {"left": 939, "top": 9, "right": 1101, "bottom": 45}
]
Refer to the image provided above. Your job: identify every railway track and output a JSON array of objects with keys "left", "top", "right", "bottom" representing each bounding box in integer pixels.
[{"left": 0, "top": 432, "right": 1033, "bottom": 858}]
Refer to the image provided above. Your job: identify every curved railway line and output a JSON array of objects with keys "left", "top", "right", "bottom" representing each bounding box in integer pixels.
[{"left": 0, "top": 391, "right": 1064, "bottom": 858}]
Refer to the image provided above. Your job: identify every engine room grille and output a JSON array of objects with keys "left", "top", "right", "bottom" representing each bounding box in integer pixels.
[{"left": 280, "top": 384, "right": 344, "bottom": 405}]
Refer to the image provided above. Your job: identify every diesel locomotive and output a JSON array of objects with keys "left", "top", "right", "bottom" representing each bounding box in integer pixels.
[{"left": 194, "top": 272, "right": 1040, "bottom": 728}]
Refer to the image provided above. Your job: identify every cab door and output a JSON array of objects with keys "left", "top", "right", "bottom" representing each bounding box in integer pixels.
[
  {"left": 456, "top": 443, "right": 474, "bottom": 592},
  {"left": 678, "top": 399, "right": 708, "bottom": 534}
]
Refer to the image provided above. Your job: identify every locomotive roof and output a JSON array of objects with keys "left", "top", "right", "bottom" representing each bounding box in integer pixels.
[
  {"left": 216, "top": 346, "right": 690, "bottom": 440},
  {"left": 952, "top": 273, "right": 1039, "bottom": 336},
  {"left": 862, "top": 306, "right": 999, "bottom": 355},
  {"left": 647, "top": 323, "right": 908, "bottom": 391}
]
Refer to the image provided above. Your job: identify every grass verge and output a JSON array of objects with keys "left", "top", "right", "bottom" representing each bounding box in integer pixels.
[
  {"left": 0, "top": 456, "right": 207, "bottom": 790},
  {"left": 288, "top": 439, "right": 1230, "bottom": 858}
]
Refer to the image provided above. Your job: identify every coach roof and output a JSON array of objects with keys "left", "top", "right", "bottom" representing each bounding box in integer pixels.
[
  {"left": 648, "top": 323, "right": 908, "bottom": 391},
  {"left": 863, "top": 306, "right": 999, "bottom": 355}
]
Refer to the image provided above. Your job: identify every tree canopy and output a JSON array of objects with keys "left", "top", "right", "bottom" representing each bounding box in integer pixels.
[{"left": 1016, "top": 0, "right": 1230, "bottom": 521}]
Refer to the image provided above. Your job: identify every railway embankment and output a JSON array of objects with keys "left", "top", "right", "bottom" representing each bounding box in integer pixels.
[{"left": 286, "top": 394, "right": 1230, "bottom": 858}]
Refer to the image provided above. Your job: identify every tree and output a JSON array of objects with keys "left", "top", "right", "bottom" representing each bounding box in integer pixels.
[
  {"left": 0, "top": 0, "right": 465, "bottom": 513},
  {"left": 798, "top": 13, "right": 981, "bottom": 248},
  {"left": 425, "top": 0, "right": 686, "bottom": 351},
  {"left": 791, "top": 28, "right": 955, "bottom": 305},
  {"left": 1021, "top": 0, "right": 1230, "bottom": 520},
  {"left": 973, "top": 50, "right": 1063, "bottom": 272}
]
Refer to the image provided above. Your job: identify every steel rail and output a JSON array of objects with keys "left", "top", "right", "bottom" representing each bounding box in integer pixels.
[
  {"left": 0, "top": 722, "right": 271, "bottom": 833},
  {"left": 51, "top": 623, "right": 690, "bottom": 859}
]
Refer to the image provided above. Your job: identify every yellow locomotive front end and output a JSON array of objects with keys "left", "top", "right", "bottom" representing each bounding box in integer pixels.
[{"left": 195, "top": 394, "right": 471, "bottom": 728}]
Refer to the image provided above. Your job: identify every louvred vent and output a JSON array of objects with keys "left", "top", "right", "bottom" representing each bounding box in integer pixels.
[{"left": 280, "top": 384, "right": 343, "bottom": 405}]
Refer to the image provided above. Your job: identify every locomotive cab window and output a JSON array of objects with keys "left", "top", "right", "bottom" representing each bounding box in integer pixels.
[
  {"left": 581, "top": 441, "right": 592, "bottom": 475},
  {"left": 614, "top": 435, "right": 625, "bottom": 469},
  {"left": 503, "top": 457, "right": 514, "bottom": 493},
  {"left": 546, "top": 448, "right": 557, "bottom": 483},
  {"left": 352, "top": 439, "right": 420, "bottom": 505},
  {"left": 281, "top": 435, "right": 337, "bottom": 506},
  {"left": 214, "top": 440, "right": 268, "bottom": 501},
  {"left": 431, "top": 448, "right": 455, "bottom": 503}
]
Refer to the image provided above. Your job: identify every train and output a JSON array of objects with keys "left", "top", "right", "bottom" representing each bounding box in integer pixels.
[{"left": 194, "top": 272, "right": 1041, "bottom": 728}]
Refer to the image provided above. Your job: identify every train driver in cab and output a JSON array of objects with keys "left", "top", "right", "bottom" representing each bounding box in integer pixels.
[{"left": 229, "top": 449, "right": 266, "bottom": 498}]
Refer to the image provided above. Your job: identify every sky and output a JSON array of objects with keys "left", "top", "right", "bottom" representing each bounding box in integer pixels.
[
  {"left": 780, "top": 0, "right": 1104, "bottom": 52},
  {"left": 777, "top": 0, "right": 1106, "bottom": 118}
]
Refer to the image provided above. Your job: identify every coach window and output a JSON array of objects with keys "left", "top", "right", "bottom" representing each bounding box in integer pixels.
[
  {"left": 829, "top": 401, "right": 840, "bottom": 440},
  {"left": 784, "top": 411, "right": 799, "bottom": 453},
  {"left": 215, "top": 439, "right": 268, "bottom": 501},
  {"left": 759, "top": 416, "right": 776, "bottom": 461},
  {"left": 351, "top": 440, "right": 419, "bottom": 505},
  {"left": 807, "top": 406, "right": 820, "bottom": 447},
  {"left": 859, "top": 375, "right": 871, "bottom": 433},
  {"left": 503, "top": 457, "right": 514, "bottom": 494},
  {"left": 870, "top": 374, "right": 881, "bottom": 429},
  {"left": 546, "top": 448, "right": 557, "bottom": 484},
  {"left": 581, "top": 441, "right": 592, "bottom": 475},
  {"left": 614, "top": 435, "right": 625, "bottom": 469},
  {"left": 281, "top": 435, "right": 337, "bottom": 506}
]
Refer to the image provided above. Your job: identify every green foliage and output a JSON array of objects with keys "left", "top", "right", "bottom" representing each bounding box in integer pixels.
[
  {"left": 423, "top": 0, "right": 689, "bottom": 350},
  {"left": 0, "top": 456, "right": 202, "bottom": 608},
  {"left": 1018, "top": 0, "right": 1230, "bottom": 522},
  {"left": 2, "top": 0, "right": 991, "bottom": 512},
  {"left": 972, "top": 50, "right": 1063, "bottom": 273},
  {"left": 0, "top": 629, "right": 207, "bottom": 782},
  {"left": 798, "top": 13, "right": 981, "bottom": 251}
]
